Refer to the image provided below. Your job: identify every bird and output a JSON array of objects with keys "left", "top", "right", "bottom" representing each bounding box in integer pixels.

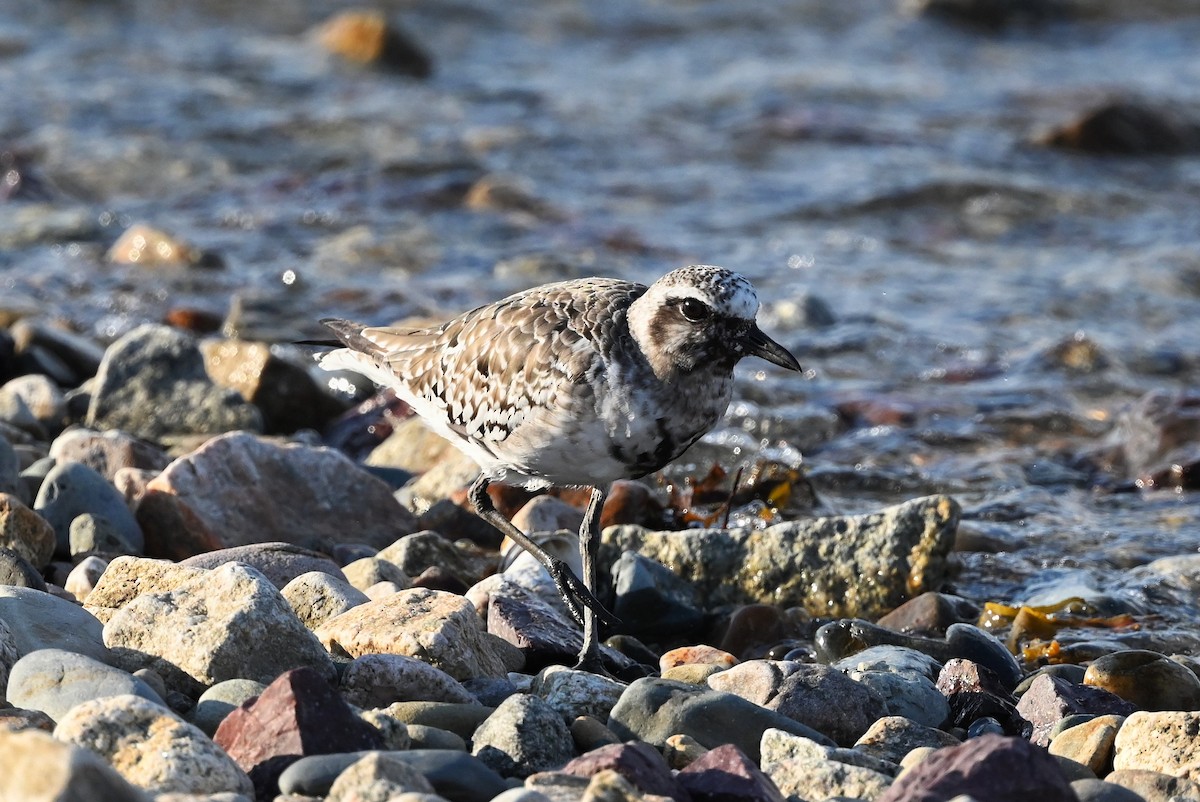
[{"left": 314, "top": 265, "right": 802, "bottom": 673}]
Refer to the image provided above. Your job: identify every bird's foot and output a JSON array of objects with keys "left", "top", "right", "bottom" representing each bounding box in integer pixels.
[
  {"left": 572, "top": 651, "right": 616, "bottom": 679},
  {"left": 547, "top": 559, "right": 619, "bottom": 628}
]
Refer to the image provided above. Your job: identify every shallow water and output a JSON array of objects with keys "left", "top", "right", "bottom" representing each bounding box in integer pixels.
[{"left": 2, "top": 1, "right": 1199, "bottom": 648}]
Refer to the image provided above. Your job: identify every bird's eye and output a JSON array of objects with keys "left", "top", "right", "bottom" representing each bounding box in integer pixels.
[{"left": 679, "top": 298, "right": 711, "bottom": 322}]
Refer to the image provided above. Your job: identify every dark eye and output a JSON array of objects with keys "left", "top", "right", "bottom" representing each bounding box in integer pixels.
[{"left": 679, "top": 298, "right": 711, "bottom": 322}]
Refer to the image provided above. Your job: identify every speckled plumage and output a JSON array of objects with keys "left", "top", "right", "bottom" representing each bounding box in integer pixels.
[{"left": 317, "top": 265, "right": 801, "bottom": 673}]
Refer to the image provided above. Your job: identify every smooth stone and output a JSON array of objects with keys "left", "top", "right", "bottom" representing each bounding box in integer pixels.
[
  {"left": 611, "top": 550, "right": 706, "bottom": 641},
  {"left": 707, "top": 660, "right": 888, "bottom": 746},
  {"left": 1106, "top": 769, "right": 1200, "bottom": 802},
  {"left": 102, "top": 562, "right": 336, "bottom": 697},
  {"left": 6, "top": 648, "right": 164, "bottom": 722},
  {"left": 147, "top": 431, "right": 418, "bottom": 551},
  {"left": 214, "top": 667, "right": 385, "bottom": 800},
  {"left": 663, "top": 664, "right": 727, "bottom": 684},
  {"left": 281, "top": 570, "right": 370, "bottom": 629},
  {"left": 85, "top": 324, "right": 262, "bottom": 440},
  {"left": 608, "top": 677, "right": 834, "bottom": 763},
  {"left": 853, "top": 716, "right": 962, "bottom": 766},
  {"left": 34, "top": 460, "right": 143, "bottom": 558},
  {"left": 416, "top": 498, "right": 507, "bottom": 550},
  {"left": 1050, "top": 715, "right": 1125, "bottom": 776},
  {"left": 0, "top": 545, "right": 45, "bottom": 589},
  {"left": 342, "top": 556, "right": 412, "bottom": 592},
  {"left": 385, "top": 701, "right": 495, "bottom": 740},
  {"left": 188, "top": 679, "right": 268, "bottom": 737},
  {"left": 316, "top": 587, "right": 510, "bottom": 680},
  {"left": 407, "top": 724, "right": 467, "bottom": 751},
  {"left": 378, "top": 530, "right": 496, "bottom": 587},
  {"left": 0, "top": 438, "right": 21, "bottom": 497},
  {"left": 68, "top": 512, "right": 139, "bottom": 557},
  {"left": 0, "top": 491, "right": 55, "bottom": 567},
  {"left": 842, "top": 658, "right": 950, "bottom": 730},
  {"left": 0, "top": 584, "right": 109, "bottom": 662},
  {"left": 718, "top": 604, "right": 791, "bottom": 660},
  {"left": 529, "top": 665, "right": 626, "bottom": 722},
  {"left": 340, "top": 652, "right": 479, "bottom": 708},
  {"left": 82, "top": 555, "right": 209, "bottom": 624},
  {"left": 54, "top": 694, "right": 253, "bottom": 796},
  {"left": 278, "top": 750, "right": 511, "bottom": 802},
  {"left": 600, "top": 495, "right": 959, "bottom": 619},
  {"left": 878, "top": 733, "right": 1076, "bottom": 802},
  {"left": 48, "top": 427, "right": 170, "bottom": 481},
  {"left": 0, "top": 727, "right": 149, "bottom": 801},
  {"left": 1112, "top": 710, "right": 1200, "bottom": 781},
  {"left": 1070, "top": 778, "right": 1151, "bottom": 802},
  {"left": 509, "top": 495, "right": 583, "bottom": 537},
  {"left": 876, "top": 591, "right": 980, "bottom": 636},
  {"left": 661, "top": 644, "right": 738, "bottom": 673},
  {"left": 461, "top": 676, "right": 519, "bottom": 708},
  {"left": 569, "top": 716, "right": 621, "bottom": 753},
  {"left": 471, "top": 693, "right": 575, "bottom": 779},
  {"left": 1016, "top": 674, "right": 1135, "bottom": 747},
  {"left": 180, "top": 542, "right": 347, "bottom": 589},
  {"left": 1084, "top": 649, "right": 1200, "bottom": 711},
  {"left": 8, "top": 320, "right": 105, "bottom": 386},
  {"left": 325, "top": 752, "right": 437, "bottom": 800},
  {"left": 678, "top": 744, "right": 786, "bottom": 802}
]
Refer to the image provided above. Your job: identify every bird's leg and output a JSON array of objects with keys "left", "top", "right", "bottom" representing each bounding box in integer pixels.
[
  {"left": 468, "top": 475, "right": 617, "bottom": 628},
  {"left": 573, "top": 485, "right": 610, "bottom": 675}
]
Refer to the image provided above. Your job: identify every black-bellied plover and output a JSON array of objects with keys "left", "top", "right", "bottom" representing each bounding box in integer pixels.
[{"left": 316, "top": 265, "right": 802, "bottom": 673}]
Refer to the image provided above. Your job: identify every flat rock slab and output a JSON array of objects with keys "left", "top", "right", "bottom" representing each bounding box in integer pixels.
[
  {"left": 600, "top": 495, "right": 959, "bottom": 618},
  {"left": 147, "top": 430, "right": 418, "bottom": 551}
]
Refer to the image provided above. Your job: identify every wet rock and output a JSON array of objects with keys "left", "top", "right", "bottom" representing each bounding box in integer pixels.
[
  {"left": 708, "top": 660, "right": 888, "bottom": 746},
  {"left": 278, "top": 749, "right": 510, "bottom": 801},
  {"left": 1017, "top": 673, "right": 1137, "bottom": 747},
  {"left": 189, "top": 678, "right": 267, "bottom": 736},
  {"left": 1040, "top": 101, "right": 1200, "bottom": 155},
  {"left": 717, "top": 605, "right": 791, "bottom": 660},
  {"left": 54, "top": 694, "right": 252, "bottom": 795},
  {"left": 343, "top": 555, "right": 412, "bottom": 592},
  {"left": 214, "top": 666, "right": 386, "bottom": 799},
  {"left": 878, "top": 733, "right": 1075, "bottom": 802},
  {"left": 86, "top": 324, "right": 261, "bottom": 440},
  {"left": 147, "top": 431, "right": 417, "bottom": 551},
  {"left": 1049, "top": 714, "right": 1124, "bottom": 776},
  {"left": 68, "top": 512, "right": 139, "bottom": 557},
  {"left": 677, "top": 743, "right": 785, "bottom": 802},
  {"left": 817, "top": 620, "right": 1023, "bottom": 690},
  {"left": 106, "top": 222, "right": 218, "bottom": 268},
  {"left": 612, "top": 551, "right": 706, "bottom": 640},
  {"left": 608, "top": 677, "right": 834, "bottom": 762},
  {"left": 530, "top": 665, "right": 626, "bottom": 722},
  {"left": 1111, "top": 390, "right": 1200, "bottom": 480},
  {"left": 905, "top": 0, "right": 1070, "bottom": 29},
  {"left": 315, "top": 10, "right": 433, "bottom": 78},
  {"left": 1112, "top": 710, "right": 1200, "bottom": 781},
  {"left": 34, "top": 460, "right": 143, "bottom": 558},
  {"left": 854, "top": 715, "right": 961, "bottom": 765},
  {"left": 82, "top": 554, "right": 209, "bottom": 624},
  {"left": 49, "top": 428, "right": 170, "bottom": 481},
  {"left": 102, "top": 562, "right": 337, "bottom": 697},
  {"left": 0, "top": 545, "right": 44, "bottom": 589},
  {"left": 325, "top": 751, "right": 437, "bottom": 800},
  {"left": 935, "top": 658, "right": 1021, "bottom": 734},
  {"left": 316, "top": 587, "right": 510, "bottom": 680},
  {"left": 180, "top": 542, "right": 347, "bottom": 589},
  {"left": 600, "top": 495, "right": 959, "bottom": 619},
  {"left": 472, "top": 693, "right": 575, "bottom": 778},
  {"left": 200, "top": 339, "right": 345, "bottom": 434},
  {"left": 64, "top": 554, "right": 107, "bottom": 601},
  {"left": 1083, "top": 649, "right": 1200, "bottom": 711},
  {"left": 561, "top": 740, "right": 686, "bottom": 801},
  {"left": 340, "top": 652, "right": 479, "bottom": 708},
  {"left": 877, "top": 592, "right": 980, "bottom": 636},
  {"left": 8, "top": 319, "right": 105, "bottom": 388},
  {"left": 0, "top": 727, "right": 149, "bottom": 802},
  {"left": 6, "top": 648, "right": 164, "bottom": 722},
  {"left": 1106, "top": 769, "right": 1200, "bottom": 802},
  {"left": 280, "top": 570, "right": 369, "bottom": 629},
  {"left": 0, "top": 584, "right": 109, "bottom": 662},
  {"left": 0, "top": 491, "right": 53, "bottom": 567}
]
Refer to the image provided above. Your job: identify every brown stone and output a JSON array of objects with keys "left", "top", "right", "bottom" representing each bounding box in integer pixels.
[
  {"left": 677, "top": 743, "right": 786, "bottom": 802},
  {"left": 0, "top": 492, "right": 55, "bottom": 568},
  {"left": 1084, "top": 650, "right": 1200, "bottom": 712}
]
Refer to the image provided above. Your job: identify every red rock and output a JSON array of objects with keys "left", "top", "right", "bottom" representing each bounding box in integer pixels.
[
  {"left": 214, "top": 666, "right": 384, "bottom": 799},
  {"left": 1016, "top": 673, "right": 1136, "bottom": 747},
  {"left": 134, "top": 488, "right": 225, "bottom": 560},
  {"left": 877, "top": 733, "right": 1077, "bottom": 802},
  {"left": 936, "top": 658, "right": 1020, "bottom": 733},
  {"left": 562, "top": 741, "right": 691, "bottom": 802},
  {"left": 677, "top": 744, "right": 786, "bottom": 802}
]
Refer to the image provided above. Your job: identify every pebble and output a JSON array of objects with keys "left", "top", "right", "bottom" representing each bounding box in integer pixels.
[
  {"left": 85, "top": 324, "right": 262, "bottom": 440},
  {"left": 0, "top": 727, "right": 148, "bottom": 801},
  {"left": 34, "top": 459, "right": 144, "bottom": 558},
  {"left": 343, "top": 555, "right": 413, "bottom": 592},
  {"left": 601, "top": 495, "right": 960, "bottom": 619},
  {"left": 325, "top": 752, "right": 436, "bottom": 800},
  {"left": 1111, "top": 710, "right": 1200, "bottom": 782},
  {"left": 378, "top": 529, "right": 497, "bottom": 586},
  {"left": 63, "top": 554, "right": 108, "bottom": 601},
  {"left": 102, "top": 561, "right": 337, "bottom": 697},
  {"left": 146, "top": 430, "right": 418, "bottom": 551},
  {"left": 1017, "top": 673, "right": 1136, "bottom": 747},
  {"left": 1049, "top": 715, "right": 1124, "bottom": 776},
  {"left": 1083, "top": 649, "right": 1200, "bottom": 711},
  {"left": 340, "top": 652, "right": 480, "bottom": 708},
  {"left": 279, "top": 570, "right": 369, "bottom": 629},
  {"left": 314, "top": 10, "right": 433, "bottom": 78},
  {"left": 875, "top": 591, "right": 980, "bottom": 636},
  {"left": 189, "top": 679, "right": 267, "bottom": 737},
  {"left": 407, "top": 723, "right": 466, "bottom": 750},
  {"left": 529, "top": 665, "right": 626, "bottom": 722},
  {"left": 0, "top": 373, "right": 65, "bottom": 435},
  {"left": 214, "top": 667, "right": 385, "bottom": 799},
  {"left": 180, "top": 542, "right": 347, "bottom": 589},
  {"left": 935, "top": 658, "right": 1021, "bottom": 734},
  {"left": 0, "top": 438, "right": 21, "bottom": 498},
  {"left": 660, "top": 644, "right": 738, "bottom": 673},
  {"left": 6, "top": 648, "right": 165, "bottom": 722},
  {"left": 68, "top": 512, "right": 138, "bottom": 557},
  {"left": 0, "top": 545, "right": 45, "bottom": 589},
  {"left": 0, "top": 491, "right": 55, "bottom": 567},
  {"left": 854, "top": 716, "right": 961, "bottom": 766},
  {"left": 0, "top": 584, "right": 109, "bottom": 662},
  {"left": 679, "top": 743, "right": 786, "bottom": 802},
  {"left": 54, "top": 693, "right": 253, "bottom": 796},
  {"left": 471, "top": 693, "right": 576, "bottom": 778}
]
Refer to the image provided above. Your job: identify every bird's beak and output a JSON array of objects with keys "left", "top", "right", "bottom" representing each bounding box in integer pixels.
[{"left": 743, "top": 325, "right": 802, "bottom": 372}]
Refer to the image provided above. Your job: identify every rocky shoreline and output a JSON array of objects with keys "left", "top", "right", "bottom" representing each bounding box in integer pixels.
[{"left": 1, "top": 322, "right": 1199, "bottom": 802}]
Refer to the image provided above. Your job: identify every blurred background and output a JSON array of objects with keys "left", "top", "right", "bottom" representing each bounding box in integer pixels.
[{"left": 2, "top": 1, "right": 1199, "bottom": 627}]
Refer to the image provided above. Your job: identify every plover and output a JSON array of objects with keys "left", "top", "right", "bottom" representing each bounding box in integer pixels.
[{"left": 315, "top": 265, "right": 801, "bottom": 672}]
